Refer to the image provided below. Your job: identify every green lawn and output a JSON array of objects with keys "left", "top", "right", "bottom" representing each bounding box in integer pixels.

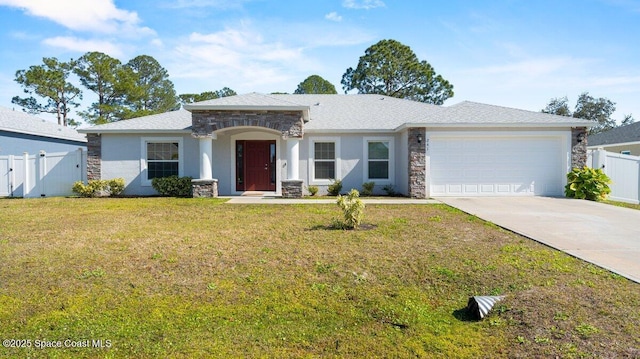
[
  {"left": 0, "top": 198, "right": 638, "bottom": 358},
  {"left": 604, "top": 199, "right": 640, "bottom": 211}
]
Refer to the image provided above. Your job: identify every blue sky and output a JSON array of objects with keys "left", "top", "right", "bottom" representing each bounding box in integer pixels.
[{"left": 0, "top": 0, "right": 639, "bottom": 125}]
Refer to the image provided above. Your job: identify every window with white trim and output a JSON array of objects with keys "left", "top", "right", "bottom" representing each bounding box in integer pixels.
[
  {"left": 309, "top": 137, "right": 341, "bottom": 183},
  {"left": 364, "top": 137, "right": 394, "bottom": 183},
  {"left": 314, "top": 142, "right": 335, "bottom": 179},
  {"left": 621, "top": 150, "right": 631, "bottom": 155},
  {"left": 141, "top": 137, "right": 183, "bottom": 186},
  {"left": 147, "top": 142, "right": 179, "bottom": 179}
]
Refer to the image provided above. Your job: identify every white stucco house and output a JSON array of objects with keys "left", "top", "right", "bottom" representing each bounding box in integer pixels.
[
  {"left": 78, "top": 93, "right": 592, "bottom": 198},
  {"left": 0, "top": 106, "right": 87, "bottom": 155}
]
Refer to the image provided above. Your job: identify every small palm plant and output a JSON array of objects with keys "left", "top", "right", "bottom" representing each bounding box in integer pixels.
[{"left": 335, "top": 189, "right": 365, "bottom": 229}]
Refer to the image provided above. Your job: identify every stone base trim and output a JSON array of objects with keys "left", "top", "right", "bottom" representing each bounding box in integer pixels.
[
  {"left": 192, "top": 179, "right": 219, "bottom": 198},
  {"left": 281, "top": 180, "right": 304, "bottom": 198}
]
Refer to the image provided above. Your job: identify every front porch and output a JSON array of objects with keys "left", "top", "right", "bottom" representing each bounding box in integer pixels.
[{"left": 185, "top": 101, "right": 308, "bottom": 198}]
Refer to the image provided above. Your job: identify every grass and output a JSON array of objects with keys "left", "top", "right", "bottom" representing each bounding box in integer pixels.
[
  {"left": 0, "top": 197, "right": 639, "bottom": 358},
  {"left": 604, "top": 199, "right": 640, "bottom": 211}
]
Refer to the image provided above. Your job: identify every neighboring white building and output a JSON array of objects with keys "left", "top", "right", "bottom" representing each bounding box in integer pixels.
[
  {"left": 0, "top": 106, "right": 87, "bottom": 155},
  {"left": 78, "top": 93, "right": 592, "bottom": 198}
]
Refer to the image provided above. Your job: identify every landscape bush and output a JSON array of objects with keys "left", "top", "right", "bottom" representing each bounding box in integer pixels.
[
  {"left": 382, "top": 184, "right": 396, "bottom": 196},
  {"left": 361, "top": 181, "right": 375, "bottom": 196},
  {"left": 72, "top": 178, "right": 125, "bottom": 198},
  {"left": 565, "top": 166, "right": 611, "bottom": 201},
  {"left": 152, "top": 176, "right": 193, "bottom": 197},
  {"left": 327, "top": 179, "right": 343, "bottom": 196},
  {"left": 306, "top": 185, "right": 319, "bottom": 196}
]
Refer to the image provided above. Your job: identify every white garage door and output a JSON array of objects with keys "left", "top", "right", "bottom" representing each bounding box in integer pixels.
[{"left": 430, "top": 135, "right": 565, "bottom": 196}]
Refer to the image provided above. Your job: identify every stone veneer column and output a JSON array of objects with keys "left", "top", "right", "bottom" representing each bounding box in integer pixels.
[
  {"left": 192, "top": 179, "right": 218, "bottom": 198},
  {"left": 408, "top": 128, "right": 426, "bottom": 199},
  {"left": 281, "top": 180, "right": 303, "bottom": 198},
  {"left": 571, "top": 127, "right": 588, "bottom": 168},
  {"left": 86, "top": 133, "right": 101, "bottom": 181}
]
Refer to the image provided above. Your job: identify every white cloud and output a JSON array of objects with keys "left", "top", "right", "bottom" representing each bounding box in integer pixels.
[
  {"left": 161, "top": 0, "right": 250, "bottom": 9},
  {"left": 0, "top": 0, "right": 155, "bottom": 36},
  {"left": 42, "top": 36, "right": 125, "bottom": 58},
  {"left": 170, "top": 25, "right": 309, "bottom": 91},
  {"left": 325, "top": 12, "right": 343, "bottom": 22},
  {"left": 342, "top": 0, "right": 385, "bottom": 10}
]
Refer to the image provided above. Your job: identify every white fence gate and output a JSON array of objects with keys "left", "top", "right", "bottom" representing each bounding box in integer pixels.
[
  {"left": 588, "top": 148, "right": 640, "bottom": 204},
  {"left": 0, "top": 149, "right": 86, "bottom": 198}
]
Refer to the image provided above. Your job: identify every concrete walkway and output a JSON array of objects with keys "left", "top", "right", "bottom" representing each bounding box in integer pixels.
[
  {"left": 224, "top": 196, "right": 439, "bottom": 204},
  {"left": 437, "top": 197, "right": 640, "bottom": 284}
]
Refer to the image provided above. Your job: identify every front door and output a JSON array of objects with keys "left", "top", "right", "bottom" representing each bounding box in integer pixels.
[{"left": 236, "top": 140, "right": 276, "bottom": 192}]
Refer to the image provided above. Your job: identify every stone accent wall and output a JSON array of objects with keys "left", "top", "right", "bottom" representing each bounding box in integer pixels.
[
  {"left": 571, "top": 127, "right": 588, "bottom": 168},
  {"left": 191, "top": 110, "right": 304, "bottom": 138},
  {"left": 408, "top": 128, "right": 426, "bottom": 199},
  {"left": 86, "top": 133, "right": 101, "bottom": 181},
  {"left": 281, "top": 180, "right": 304, "bottom": 198},
  {"left": 192, "top": 179, "right": 219, "bottom": 198}
]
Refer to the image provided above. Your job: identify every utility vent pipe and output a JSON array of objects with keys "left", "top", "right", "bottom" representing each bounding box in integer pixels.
[{"left": 467, "top": 295, "right": 505, "bottom": 320}]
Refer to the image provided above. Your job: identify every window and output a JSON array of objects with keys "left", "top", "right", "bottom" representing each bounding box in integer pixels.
[
  {"left": 309, "top": 137, "right": 340, "bottom": 183},
  {"left": 621, "top": 150, "right": 631, "bottom": 155},
  {"left": 368, "top": 141, "right": 389, "bottom": 179},
  {"left": 141, "top": 137, "right": 183, "bottom": 186},
  {"left": 314, "top": 142, "right": 336, "bottom": 179},
  {"left": 364, "top": 137, "right": 394, "bottom": 183},
  {"left": 147, "top": 142, "right": 179, "bottom": 179}
]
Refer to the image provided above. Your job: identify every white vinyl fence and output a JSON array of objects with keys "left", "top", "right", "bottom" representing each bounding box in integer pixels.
[
  {"left": 0, "top": 148, "right": 86, "bottom": 198},
  {"left": 588, "top": 148, "right": 640, "bottom": 204}
]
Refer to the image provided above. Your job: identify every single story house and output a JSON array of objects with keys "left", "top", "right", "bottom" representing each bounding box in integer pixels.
[
  {"left": 0, "top": 106, "right": 87, "bottom": 155},
  {"left": 78, "top": 93, "right": 591, "bottom": 198},
  {"left": 587, "top": 121, "right": 640, "bottom": 156}
]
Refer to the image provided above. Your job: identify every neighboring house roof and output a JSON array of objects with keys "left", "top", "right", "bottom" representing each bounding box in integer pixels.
[
  {"left": 79, "top": 93, "right": 593, "bottom": 134},
  {"left": 0, "top": 106, "right": 87, "bottom": 142},
  {"left": 588, "top": 121, "right": 640, "bottom": 147}
]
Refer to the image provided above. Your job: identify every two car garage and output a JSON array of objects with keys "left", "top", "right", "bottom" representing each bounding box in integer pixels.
[{"left": 428, "top": 132, "right": 569, "bottom": 197}]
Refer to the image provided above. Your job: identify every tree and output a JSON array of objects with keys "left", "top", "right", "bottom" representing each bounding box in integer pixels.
[
  {"left": 621, "top": 114, "right": 636, "bottom": 126},
  {"left": 12, "top": 57, "right": 82, "bottom": 126},
  {"left": 294, "top": 75, "right": 337, "bottom": 94},
  {"left": 574, "top": 92, "right": 617, "bottom": 134},
  {"left": 341, "top": 39, "right": 453, "bottom": 104},
  {"left": 122, "top": 55, "right": 179, "bottom": 119},
  {"left": 542, "top": 92, "right": 629, "bottom": 134},
  {"left": 542, "top": 96, "right": 571, "bottom": 116},
  {"left": 74, "top": 51, "right": 135, "bottom": 124},
  {"left": 179, "top": 87, "right": 237, "bottom": 105}
]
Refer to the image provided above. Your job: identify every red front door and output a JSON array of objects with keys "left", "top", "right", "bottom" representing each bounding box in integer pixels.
[{"left": 236, "top": 140, "right": 276, "bottom": 191}]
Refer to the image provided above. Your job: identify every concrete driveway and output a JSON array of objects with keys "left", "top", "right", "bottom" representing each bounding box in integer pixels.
[{"left": 436, "top": 197, "right": 640, "bottom": 284}]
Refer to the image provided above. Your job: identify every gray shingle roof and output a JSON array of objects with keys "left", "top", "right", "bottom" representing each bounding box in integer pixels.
[
  {"left": 0, "top": 106, "right": 86, "bottom": 142},
  {"left": 80, "top": 94, "right": 593, "bottom": 133},
  {"left": 77, "top": 109, "right": 193, "bottom": 133},
  {"left": 588, "top": 121, "right": 640, "bottom": 146}
]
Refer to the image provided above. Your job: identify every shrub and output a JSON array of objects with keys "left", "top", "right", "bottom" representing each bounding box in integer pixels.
[
  {"left": 107, "top": 178, "right": 125, "bottom": 196},
  {"left": 307, "top": 185, "right": 319, "bottom": 196},
  {"left": 382, "top": 184, "right": 396, "bottom": 196},
  {"left": 72, "top": 178, "right": 125, "bottom": 198},
  {"left": 361, "top": 182, "right": 375, "bottom": 196},
  {"left": 335, "top": 189, "right": 365, "bottom": 229},
  {"left": 565, "top": 166, "right": 611, "bottom": 201},
  {"left": 327, "top": 179, "right": 343, "bottom": 196},
  {"left": 152, "top": 176, "right": 193, "bottom": 197},
  {"left": 72, "top": 180, "right": 106, "bottom": 198}
]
